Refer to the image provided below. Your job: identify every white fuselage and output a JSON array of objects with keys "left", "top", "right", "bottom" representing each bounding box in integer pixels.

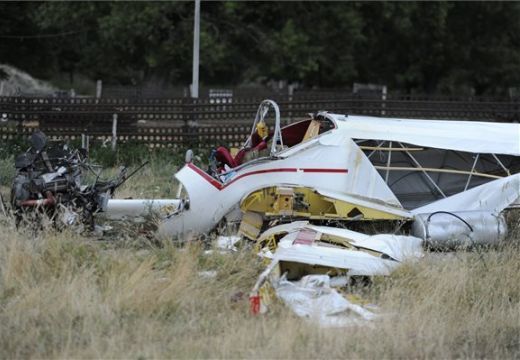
[{"left": 157, "top": 127, "right": 402, "bottom": 238}]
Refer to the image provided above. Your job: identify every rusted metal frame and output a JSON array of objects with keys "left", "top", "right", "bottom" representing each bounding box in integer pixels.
[{"left": 398, "top": 142, "right": 446, "bottom": 198}]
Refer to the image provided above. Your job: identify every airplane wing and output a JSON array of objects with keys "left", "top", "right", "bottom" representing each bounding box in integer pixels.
[{"left": 329, "top": 114, "right": 520, "bottom": 156}]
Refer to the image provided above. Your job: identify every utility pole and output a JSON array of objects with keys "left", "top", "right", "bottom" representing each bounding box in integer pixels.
[{"left": 191, "top": 0, "right": 200, "bottom": 98}]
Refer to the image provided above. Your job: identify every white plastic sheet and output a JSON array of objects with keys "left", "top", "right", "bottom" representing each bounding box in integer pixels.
[{"left": 274, "top": 274, "right": 376, "bottom": 327}]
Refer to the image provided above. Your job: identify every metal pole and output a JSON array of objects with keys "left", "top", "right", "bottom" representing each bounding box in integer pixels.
[
  {"left": 398, "top": 142, "right": 446, "bottom": 198},
  {"left": 464, "top": 154, "right": 480, "bottom": 191},
  {"left": 367, "top": 141, "right": 386, "bottom": 159},
  {"left": 288, "top": 84, "right": 294, "bottom": 124},
  {"left": 82, "top": 134, "right": 90, "bottom": 152},
  {"left": 96, "top": 80, "right": 103, "bottom": 98},
  {"left": 492, "top": 153, "right": 511, "bottom": 176},
  {"left": 112, "top": 114, "right": 118, "bottom": 151},
  {"left": 191, "top": 0, "right": 200, "bottom": 98},
  {"left": 385, "top": 141, "right": 392, "bottom": 183}
]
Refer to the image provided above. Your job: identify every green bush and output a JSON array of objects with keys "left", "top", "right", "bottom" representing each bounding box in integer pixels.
[
  {"left": 88, "top": 142, "right": 189, "bottom": 168},
  {"left": 0, "top": 155, "right": 15, "bottom": 186},
  {"left": 0, "top": 138, "right": 26, "bottom": 159}
]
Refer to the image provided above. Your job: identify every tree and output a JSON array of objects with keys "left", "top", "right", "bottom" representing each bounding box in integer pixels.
[{"left": 1, "top": 1, "right": 519, "bottom": 94}]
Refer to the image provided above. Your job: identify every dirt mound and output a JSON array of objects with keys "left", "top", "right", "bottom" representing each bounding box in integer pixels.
[{"left": 0, "top": 64, "right": 55, "bottom": 96}]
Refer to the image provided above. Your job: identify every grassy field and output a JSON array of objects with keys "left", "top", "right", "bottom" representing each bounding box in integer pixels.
[{"left": 0, "top": 156, "right": 519, "bottom": 358}]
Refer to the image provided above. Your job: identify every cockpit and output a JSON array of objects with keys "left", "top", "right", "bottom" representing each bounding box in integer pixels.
[{"left": 208, "top": 100, "right": 336, "bottom": 177}]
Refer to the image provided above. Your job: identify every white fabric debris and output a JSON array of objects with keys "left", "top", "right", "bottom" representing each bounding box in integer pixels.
[
  {"left": 274, "top": 275, "right": 376, "bottom": 327},
  {"left": 258, "top": 223, "right": 423, "bottom": 274},
  {"left": 272, "top": 242, "right": 398, "bottom": 276},
  {"left": 253, "top": 224, "right": 424, "bottom": 326},
  {"left": 306, "top": 225, "right": 424, "bottom": 262},
  {"left": 198, "top": 270, "right": 218, "bottom": 279},
  {"left": 412, "top": 173, "right": 520, "bottom": 214},
  {"left": 216, "top": 235, "right": 242, "bottom": 251}
]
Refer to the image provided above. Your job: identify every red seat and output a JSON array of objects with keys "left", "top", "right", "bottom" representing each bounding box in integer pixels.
[
  {"left": 215, "top": 131, "right": 270, "bottom": 171},
  {"left": 215, "top": 146, "right": 237, "bottom": 168}
]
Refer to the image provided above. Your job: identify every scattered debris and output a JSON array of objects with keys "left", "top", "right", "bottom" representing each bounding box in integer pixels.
[
  {"left": 10, "top": 130, "right": 146, "bottom": 231},
  {"left": 216, "top": 235, "right": 242, "bottom": 251},
  {"left": 4, "top": 99, "right": 519, "bottom": 326},
  {"left": 249, "top": 221, "right": 422, "bottom": 326},
  {"left": 275, "top": 274, "right": 377, "bottom": 327},
  {"left": 43, "top": 100, "right": 520, "bottom": 325},
  {"left": 198, "top": 270, "right": 218, "bottom": 279}
]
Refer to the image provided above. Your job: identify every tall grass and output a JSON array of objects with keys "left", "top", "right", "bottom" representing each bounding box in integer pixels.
[{"left": 0, "top": 215, "right": 519, "bottom": 358}]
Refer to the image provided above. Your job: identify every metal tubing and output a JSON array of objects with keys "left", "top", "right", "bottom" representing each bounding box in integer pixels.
[
  {"left": 385, "top": 141, "right": 392, "bottom": 183},
  {"left": 492, "top": 154, "right": 511, "bottom": 176},
  {"left": 191, "top": 0, "right": 200, "bottom": 98},
  {"left": 20, "top": 191, "right": 56, "bottom": 207},
  {"left": 398, "top": 142, "right": 446, "bottom": 198},
  {"left": 464, "top": 154, "right": 479, "bottom": 191}
]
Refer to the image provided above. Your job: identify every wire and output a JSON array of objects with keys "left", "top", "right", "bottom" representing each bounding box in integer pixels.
[
  {"left": 0, "top": 30, "right": 85, "bottom": 39},
  {"left": 426, "top": 211, "right": 473, "bottom": 232},
  {"left": 426, "top": 210, "right": 488, "bottom": 270}
]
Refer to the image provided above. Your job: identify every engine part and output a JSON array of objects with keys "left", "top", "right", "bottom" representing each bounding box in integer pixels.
[
  {"left": 411, "top": 211, "right": 508, "bottom": 249},
  {"left": 10, "top": 131, "right": 146, "bottom": 231}
]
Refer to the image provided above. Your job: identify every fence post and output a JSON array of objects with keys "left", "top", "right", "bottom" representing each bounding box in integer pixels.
[
  {"left": 381, "top": 85, "right": 387, "bottom": 116},
  {"left": 96, "top": 80, "right": 103, "bottom": 98},
  {"left": 181, "top": 97, "right": 192, "bottom": 149},
  {"left": 112, "top": 113, "right": 118, "bottom": 151},
  {"left": 288, "top": 84, "right": 294, "bottom": 124},
  {"left": 81, "top": 134, "right": 90, "bottom": 152}
]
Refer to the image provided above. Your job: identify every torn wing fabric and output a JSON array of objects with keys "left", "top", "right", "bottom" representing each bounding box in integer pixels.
[
  {"left": 412, "top": 173, "right": 520, "bottom": 214},
  {"left": 270, "top": 229, "right": 423, "bottom": 276},
  {"left": 330, "top": 115, "right": 520, "bottom": 156},
  {"left": 307, "top": 225, "right": 423, "bottom": 262},
  {"left": 272, "top": 243, "right": 399, "bottom": 276},
  {"left": 259, "top": 222, "right": 423, "bottom": 265}
]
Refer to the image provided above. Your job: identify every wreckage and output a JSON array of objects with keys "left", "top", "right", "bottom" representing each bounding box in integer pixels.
[
  {"left": 105, "top": 100, "right": 519, "bottom": 247},
  {"left": 7, "top": 99, "right": 519, "bottom": 323},
  {"left": 9, "top": 131, "right": 147, "bottom": 230},
  {"left": 103, "top": 99, "right": 519, "bottom": 323}
]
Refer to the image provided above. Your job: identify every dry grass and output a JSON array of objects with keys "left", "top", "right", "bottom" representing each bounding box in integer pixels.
[
  {"left": 0, "top": 217, "right": 519, "bottom": 359},
  {"left": 0, "top": 162, "right": 519, "bottom": 358}
]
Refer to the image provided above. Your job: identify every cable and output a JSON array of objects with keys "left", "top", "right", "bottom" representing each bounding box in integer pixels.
[
  {"left": 0, "top": 30, "right": 85, "bottom": 39},
  {"left": 426, "top": 210, "right": 488, "bottom": 270},
  {"left": 426, "top": 211, "right": 473, "bottom": 232}
]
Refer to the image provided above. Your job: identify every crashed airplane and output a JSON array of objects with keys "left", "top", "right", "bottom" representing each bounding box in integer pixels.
[
  {"left": 107, "top": 99, "right": 519, "bottom": 251},
  {"left": 8, "top": 99, "right": 520, "bottom": 323},
  {"left": 113, "top": 98, "right": 513, "bottom": 323}
]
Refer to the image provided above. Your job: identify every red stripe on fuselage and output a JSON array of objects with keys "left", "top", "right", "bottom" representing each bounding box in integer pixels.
[{"left": 187, "top": 163, "right": 348, "bottom": 191}]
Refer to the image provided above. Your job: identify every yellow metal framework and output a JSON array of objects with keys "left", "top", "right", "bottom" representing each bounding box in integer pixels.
[{"left": 240, "top": 186, "right": 409, "bottom": 222}]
